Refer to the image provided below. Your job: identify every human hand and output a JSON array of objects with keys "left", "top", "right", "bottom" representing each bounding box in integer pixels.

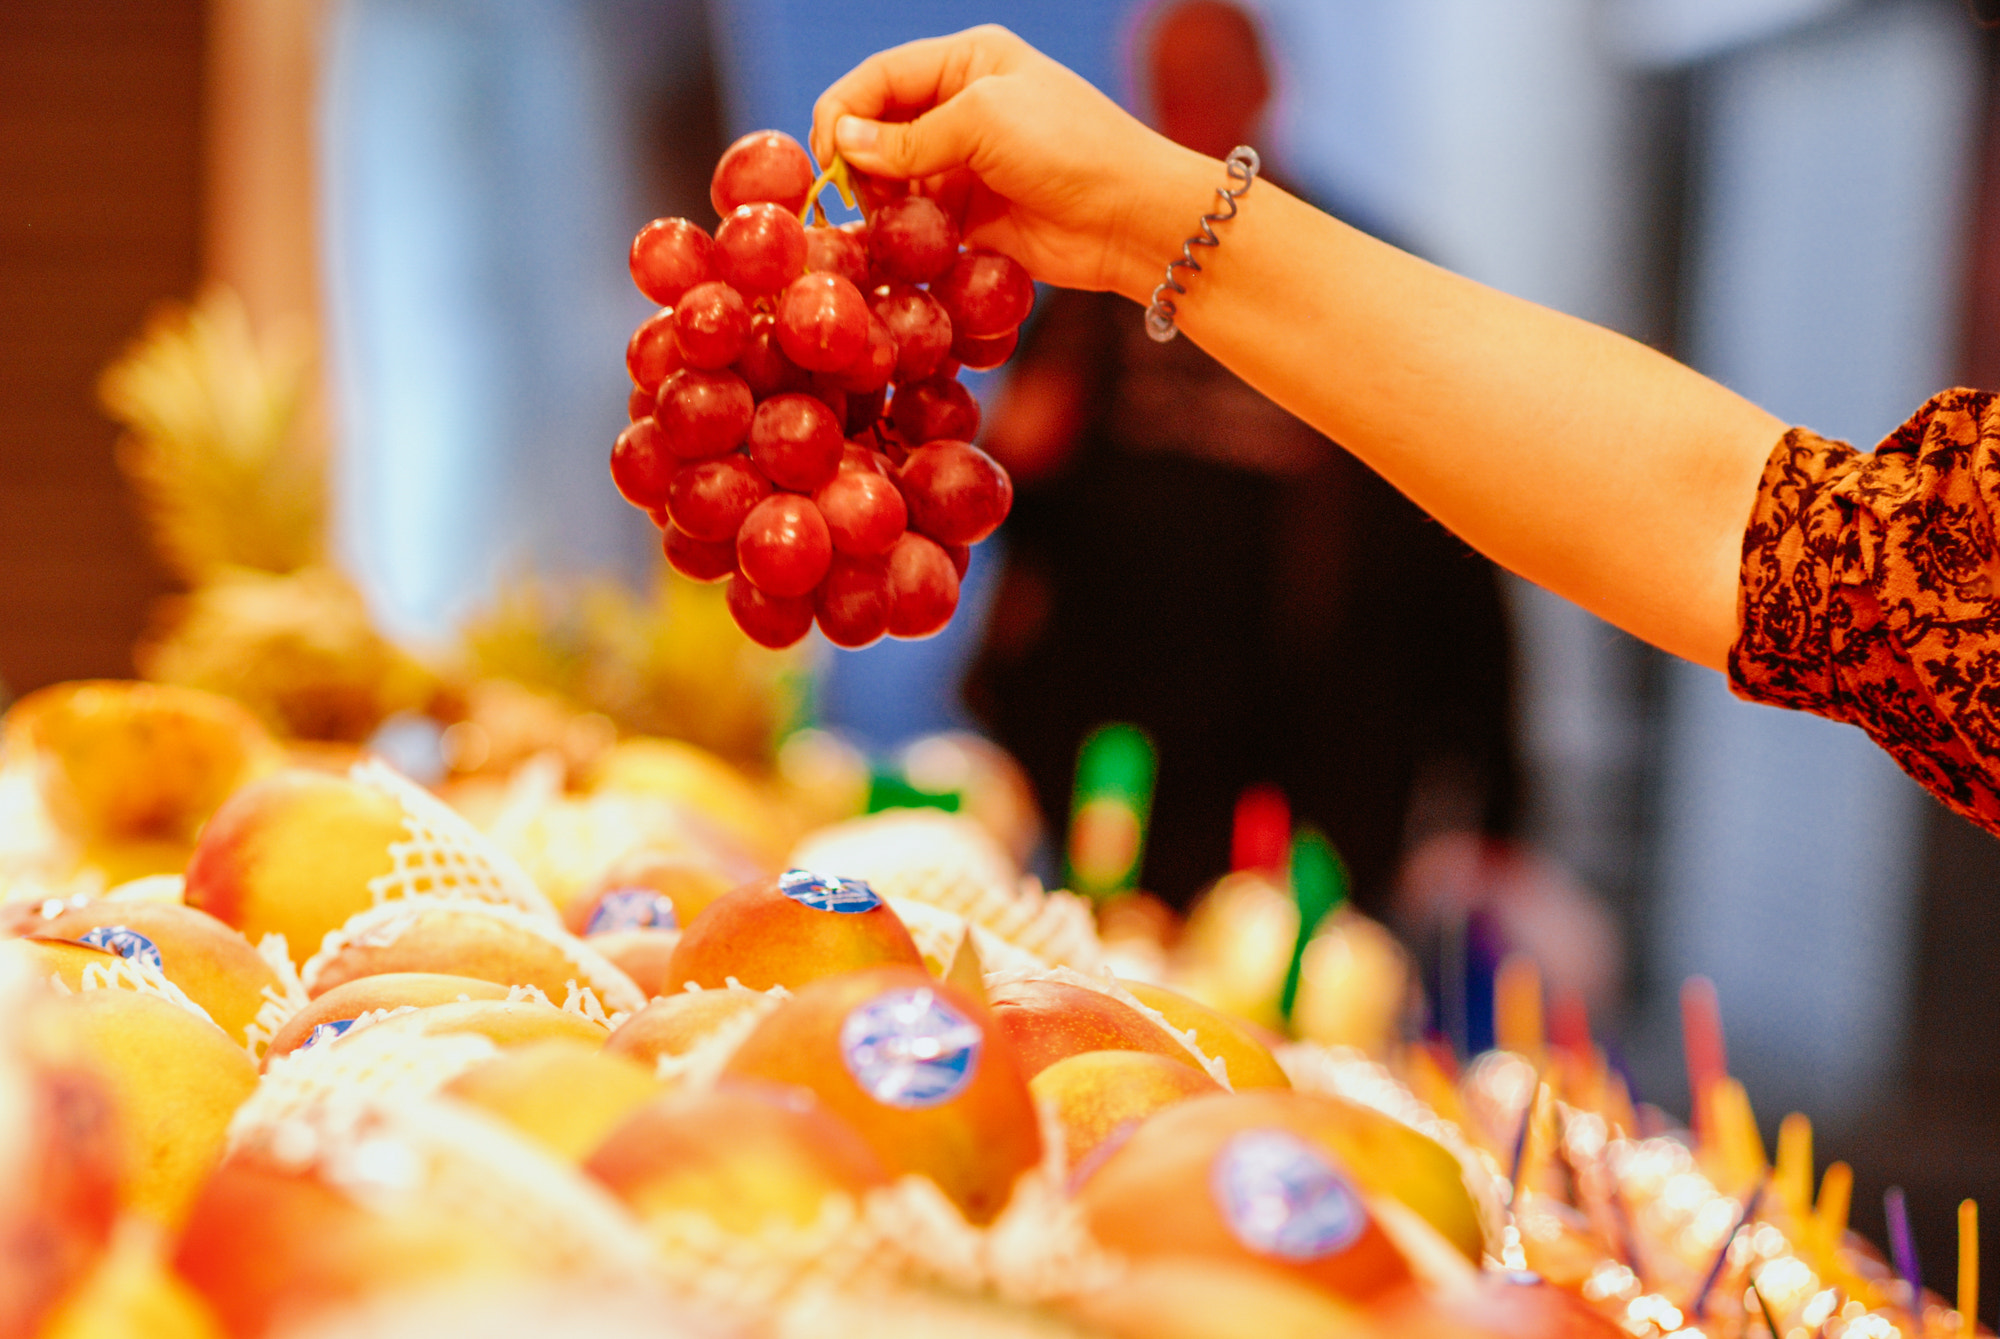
[{"left": 811, "top": 26, "right": 1212, "bottom": 304}]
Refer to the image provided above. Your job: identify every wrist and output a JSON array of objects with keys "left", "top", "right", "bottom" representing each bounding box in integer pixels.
[{"left": 1109, "top": 145, "right": 1228, "bottom": 307}]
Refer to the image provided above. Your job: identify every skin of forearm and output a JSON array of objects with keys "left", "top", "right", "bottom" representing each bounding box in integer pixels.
[{"left": 1113, "top": 157, "right": 1786, "bottom": 671}]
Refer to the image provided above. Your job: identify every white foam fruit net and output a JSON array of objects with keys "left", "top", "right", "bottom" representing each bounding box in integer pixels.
[
  {"left": 350, "top": 760, "right": 557, "bottom": 920},
  {"left": 237, "top": 1087, "right": 656, "bottom": 1286},
  {"left": 789, "top": 810, "right": 1102, "bottom": 971}
]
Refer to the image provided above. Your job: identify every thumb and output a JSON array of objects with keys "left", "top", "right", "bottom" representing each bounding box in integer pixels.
[{"left": 834, "top": 95, "right": 983, "bottom": 181}]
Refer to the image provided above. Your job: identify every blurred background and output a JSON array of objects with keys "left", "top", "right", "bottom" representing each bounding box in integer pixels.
[{"left": 6, "top": 0, "right": 2000, "bottom": 1301}]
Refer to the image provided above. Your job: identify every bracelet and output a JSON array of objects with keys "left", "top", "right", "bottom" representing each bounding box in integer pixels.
[{"left": 1144, "top": 145, "right": 1260, "bottom": 343}]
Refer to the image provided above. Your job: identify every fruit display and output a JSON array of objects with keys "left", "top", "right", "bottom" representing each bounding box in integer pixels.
[
  {"left": 1, "top": 676, "right": 1987, "bottom": 1338},
  {"left": 616, "top": 130, "right": 1023, "bottom": 650}
]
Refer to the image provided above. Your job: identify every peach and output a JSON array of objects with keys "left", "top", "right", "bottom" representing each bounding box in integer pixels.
[
  {"left": 171, "top": 1157, "right": 511, "bottom": 1339},
  {"left": 585, "top": 929, "right": 680, "bottom": 999},
  {"left": 0, "top": 1028, "right": 120, "bottom": 1338},
  {"left": 1121, "top": 979, "right": 1292, "bottom": 1090},
  {"left": 1075, "top": 1093, "right": 1413, "bottom": 1303},
  {"left": 6, "top": 935, "right": 125, "bottom": 991},
  {"left": 35, "top": 988, "right": 259, "bottom": 1228},
  {"left": 1062, "top": 1257, "right": 1379, "bottom": 1339},
  {"left": 1030, "top": 1049, "right": 1222, "bottom": 1169},
  {"left": 1377, "top": 1274, "right": 1628, "bottom": 1339},
  {"left": 1, "top": 680, "right": 280, "bottom": 849},
  {"left": 35, "top": 1222, "right": 227, "bottom": 1339},
  {"left": 259, "top": 972, "right": 511, "bottom": 1065},
  {"left": 720, "top": 965, "right": 1041, "bottom": 1224},
  {"left": 563, "top": 847, "right": 740, "bottom": 935},
  {"left": 662, "top": 871, "right": 922, "bottom": 992},
  {"left": 37, "top": 901, "right": 284, "bottom": 1051},
  {"left": 301, "top": 899, "right": 645, "bottom": 1013},
  {"left": 354, "top": 998, "right": 610, "bottom": 1050},
  {"left": 585, "top": 737, "right": 793, "bottom": 869},
  {"left": 586, "top": 1084, "right": 887, "bottom": 1233},
  {"left": 443, "top": 1040, "right": 661, "bottom": 1163},
  {"left": 986, "top": 977, "right": 1202, "bottom": 1079},
  {"left": 1156, "top": 1089, "right": 1483, "bottom": 1263},
  {"left": 183, "top": 769, "right": 407, "bottom": 966},
  {"left": 602, "top": 989, "right": 772, "bottom": 1067}
]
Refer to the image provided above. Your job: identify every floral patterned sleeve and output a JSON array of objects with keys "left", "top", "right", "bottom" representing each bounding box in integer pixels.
[{"left": 1731, "top": 388, "right": 2000, "bottom": 834}]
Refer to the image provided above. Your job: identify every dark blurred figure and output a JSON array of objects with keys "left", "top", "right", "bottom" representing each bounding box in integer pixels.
[{"left": 968, "top": 0, "right": 1522, "bottom": 913}]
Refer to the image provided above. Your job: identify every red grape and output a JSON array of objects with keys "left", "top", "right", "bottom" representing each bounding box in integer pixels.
[
  {"left": 952, "top": 326, "right": 1018, "bottom": 371},
  {"left": 609, "top": 418, "right": 675, "bottom": 510},
  {"left": 943, "top": 542, "right": 971, "bottom": 579},
  {"left": 711, "top": 130, "right": 815, "bottom": 217},
  {"left": 843, "top": 385, "right": 887, "bottom": 437},
  {"left": 775, "top": 273, "right": 868, "bottom": 372},
  {"left": 933, "top": 249, "right": 1035, "bottom": 339},
  {"left": 664, "top": 524, "right": 737, "bottom": 583},
  {"left": 672, "top": 281, "right": 752, "bottom": 369},
  {"left": 715, "top": 203, "right": 808, "bottom": 297},
  {"left": 628, "top": 386, "right": 655, "bottom": 422},
  {"left": 736, "top": 493, "right": 832, "bottom": 598},
  {"left": 815, "top": 553, "right": 892, "bottom": 648},
  {"left": 655, "top": 367, "right": 754, "bottom": 459},
  {"left": 666, "top": 454, "right": 773, "bottom": 542},
  {"left": 898, "top": 439, "right": 1013, "bottom": 545},
  {"left": 626, "top": 307, "right": 684, "bottom": 392},
  {"left": 866, "top": 196, "right": 960, "bottom": 285},
  {"left": 884, "top": 532, "right": 961, "bottom": 639},
  {"left": 805, "top": 224, "right": 870, "bottom": 288},
  {"left": 630, "top": 217, "right": 713, "bottom": 307},
  {"left": 810, "top": 381, "right": 849, "bottom": 426},
  {"left": 827, "top": 314, "right": 896, "bottom": 394},
  {"left": 734, "top": 314, "right": 810, "bottom": 400},
  {"left": 726, "top": 572, "right": 815, "bottom": 648},
  {"left": 840, "top": 441, "right": 888, "bottom": 474},
  {"left": 814, "top": 461, "right": 907, "bottom": 555},
  {"left": 889, "top": 376, "right": 981, "bottom": 444},
  {"left": 870, "top": 285, "right": 952, "bottom": 383},
  {"left": 746, "top": 393, "right": 844, "bottom": 492}
]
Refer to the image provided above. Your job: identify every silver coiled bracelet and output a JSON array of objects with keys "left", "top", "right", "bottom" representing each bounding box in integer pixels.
[{"left": 1143, "top": 145, "right": 1260, "bottom": 343}]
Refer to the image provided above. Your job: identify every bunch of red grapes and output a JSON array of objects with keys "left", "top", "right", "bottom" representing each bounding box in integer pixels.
[{"left": 613, "top": 129, "right": 1028, "bottom": 650}]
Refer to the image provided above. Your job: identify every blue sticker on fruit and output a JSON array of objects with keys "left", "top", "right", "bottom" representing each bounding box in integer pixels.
[
  {"left": 585, "top": 888, "right": 679, "bottom": 935},
  {"left": 779, "top": 868, "right": 882, "bottom": 914},
  {"left": 839, "top": 986, "right": 982, "bottom": 1108},
  {"left": 1210, "top": 1129, "right": 1368, "bottom": 1261},
  {"left": 76, "top": 925, "right": 163, "bottom": 971},
  {"left": 302, "top": 1019, "right": 355, "bottom": 1050}
]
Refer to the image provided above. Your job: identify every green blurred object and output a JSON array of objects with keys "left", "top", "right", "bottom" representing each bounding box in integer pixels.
[
  {"left": 866, "top": 770, "right": 962, "bottom": 814},
  {"left": 1063, "top": 722, "right": 1157, "bottom": 899},
  {"left": 1280, "top": 826, "right": 1350, "bottom": 1023}
]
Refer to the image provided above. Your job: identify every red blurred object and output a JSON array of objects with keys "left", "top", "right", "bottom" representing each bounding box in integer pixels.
[
  {"left": 1681, "top": 976, "right": 1727, "bottom": 1136},
  {"left": 1230, "top": 784, "right": 1290, "bottom": 873}
]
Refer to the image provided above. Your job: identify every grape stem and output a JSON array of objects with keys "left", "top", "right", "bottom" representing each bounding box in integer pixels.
[{"left": 800, "top": 151, "right": 861, "bottom": 224}]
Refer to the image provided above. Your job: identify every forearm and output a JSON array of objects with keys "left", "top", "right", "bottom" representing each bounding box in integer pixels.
[{"left": 1115, "top": 161, "right": 1786, "bottom": 670}]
